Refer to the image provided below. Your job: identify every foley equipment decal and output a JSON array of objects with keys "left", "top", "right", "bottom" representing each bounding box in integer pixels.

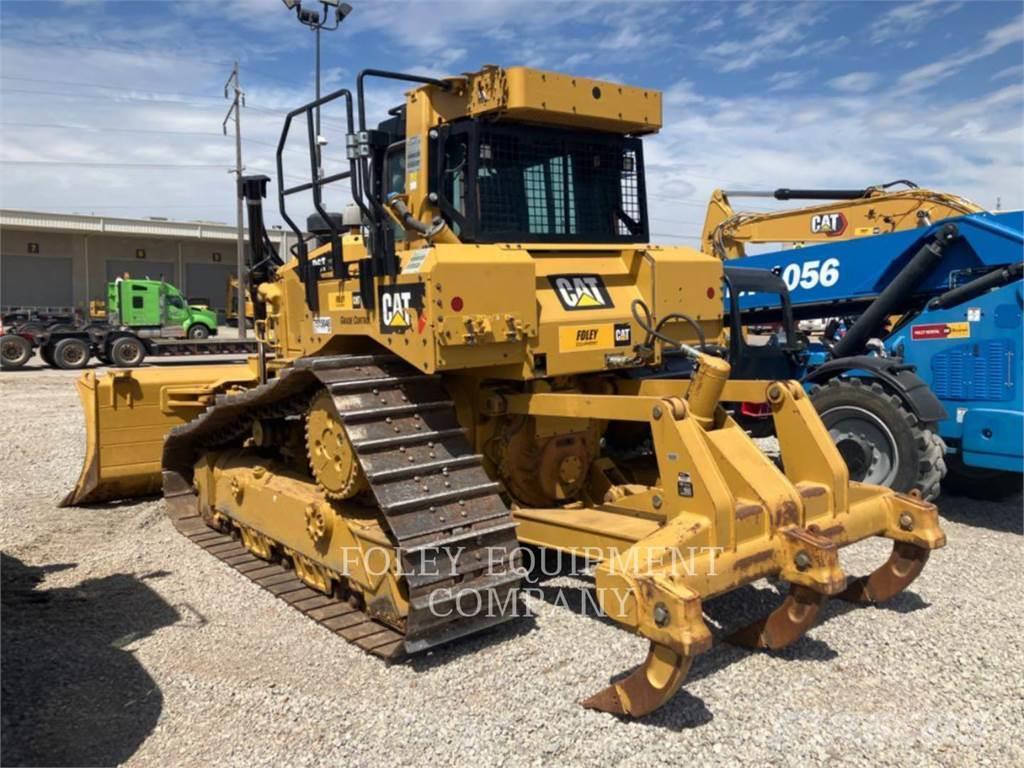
[
  {"left": 378, "top": 283, "right": 426, "bottom": 333},
  {"left": 910, "top": 321, "right": 970, "bottom": 341},
  {"left": 559, "top": 322, "right": 632, "bottom": 352},
  {"left": 548, "top": 275, "right": 613, "bottom": 311}
]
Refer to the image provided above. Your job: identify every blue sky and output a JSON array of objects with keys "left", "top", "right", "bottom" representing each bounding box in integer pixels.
[{"left": 1, "top": 0, "right": 1021, "bottom": 243}]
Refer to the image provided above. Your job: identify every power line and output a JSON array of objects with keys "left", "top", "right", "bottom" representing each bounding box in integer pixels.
[
  {"left": 646, "top": 193, "right": 713, "bottom": 208},
  {"left": 0, "top": 120, "right": 341, "bottom": 159},
  {"left": 650, "top": 232, "right": 702, "bottom": 241},
  {"left": 0, "top": 159, "right": 228, "bottom": 168},
  {"left": 0, "top": 84, "right": 350, "bottom": 128}
]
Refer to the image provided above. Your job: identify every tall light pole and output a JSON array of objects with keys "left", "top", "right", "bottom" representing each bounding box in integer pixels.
[{"left": 281, "top": 0, "right": 353, "bottom": 178}]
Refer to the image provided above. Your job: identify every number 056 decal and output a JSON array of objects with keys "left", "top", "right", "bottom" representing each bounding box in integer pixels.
[{"left": 779, "top": 257, "right": 840, "bottom": 291}]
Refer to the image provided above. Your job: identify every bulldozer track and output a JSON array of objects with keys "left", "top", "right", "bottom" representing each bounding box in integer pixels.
[
  {"left": 163, "top": 353, "right": 522, "bottom": 657},
  {"left": 171, "top": 512, "right": 409, "bottom": 658}
]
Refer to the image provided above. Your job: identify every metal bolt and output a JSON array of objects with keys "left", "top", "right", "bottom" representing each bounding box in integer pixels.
[
  {"left": 767, "top": 385, "right": 782, "bottom": 402},
  {"left": 899, "top": 512, "right": 914, "bottom": 531},
  {"left": 794, "top": 550, "right": 812, "bottom": 570},
  {"left": 653, "top": 602, "right": 670, "bottom": 627},
  {"left": 652, "top": 495, "right": 663, "bottom": 509},
  {"left": 652, "top": 406, "right": 663, "bottom": 420}
]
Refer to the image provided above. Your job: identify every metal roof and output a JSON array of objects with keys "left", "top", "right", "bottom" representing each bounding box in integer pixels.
[{"left": 0, "top": 208, "right": 292, "bottom": 245}]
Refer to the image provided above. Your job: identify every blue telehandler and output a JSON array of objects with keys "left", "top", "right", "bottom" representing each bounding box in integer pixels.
[{"left": 707, "top": 184, "right": 1022, "bottom": 500}]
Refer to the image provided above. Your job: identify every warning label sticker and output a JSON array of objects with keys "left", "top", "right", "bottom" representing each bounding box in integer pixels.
[{"left": 911, "top": 322, "right": 970, "bottom": 341}]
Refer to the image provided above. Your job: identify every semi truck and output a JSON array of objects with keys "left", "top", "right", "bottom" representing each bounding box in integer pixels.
[{"left": 1, "top": 277, "right": 258, "bottom": 370}]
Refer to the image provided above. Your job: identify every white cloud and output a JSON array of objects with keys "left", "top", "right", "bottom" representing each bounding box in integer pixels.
[
  {"left": 870, "top": 0, "right": 963, "bottom": 45},
  {"left": 701, "top": 2, "right": 840, "bottom": 73},
  {"left": 993, "top": 64, "right": 1023, "bottom": 81},
  {"left": 663, "top": 79, "right": 703, "bottom": 106},
  {"left": 896, "top": 15, "right": 1024, "bottom": 93},
  {"left": 828, "top": 71, "right": 878, "bottom": 94},
  {"left": 767, "top": 71, "right": 807, "bottom": 93}
]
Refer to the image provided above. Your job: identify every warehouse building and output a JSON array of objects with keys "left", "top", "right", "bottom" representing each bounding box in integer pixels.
[{"left": 0, "top": 209, "right": 296, "bottom": 317}]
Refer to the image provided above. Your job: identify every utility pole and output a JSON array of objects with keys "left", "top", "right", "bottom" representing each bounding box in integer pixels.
[{"left": 223, "top": 62, "right": 247, "bottom": 339}]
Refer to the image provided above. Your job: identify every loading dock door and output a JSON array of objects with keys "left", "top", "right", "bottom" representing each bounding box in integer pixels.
[
  {"left": 185, "top": 263, "right": 235, "bottom": 311},
  {"left": 1, "top": 255, "right": 73, "bottom": 307}
]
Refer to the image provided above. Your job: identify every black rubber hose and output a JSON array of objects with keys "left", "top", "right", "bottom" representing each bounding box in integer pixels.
[{"left": 630, "top": 299, "right": 706, "bottom": 352}]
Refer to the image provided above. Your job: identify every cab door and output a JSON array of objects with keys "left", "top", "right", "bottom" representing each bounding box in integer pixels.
[{"left": 163, "top": 286, "right": 189, "bottom": 336}]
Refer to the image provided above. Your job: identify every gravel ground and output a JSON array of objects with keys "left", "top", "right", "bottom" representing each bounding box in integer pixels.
[{"left": 2, "top": 366, "right": 1022, "bottom": 767}]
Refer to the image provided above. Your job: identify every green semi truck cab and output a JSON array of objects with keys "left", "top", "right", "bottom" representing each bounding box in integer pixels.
[{"left": 108, "top": 278, "right": 218, "bottom": 339}]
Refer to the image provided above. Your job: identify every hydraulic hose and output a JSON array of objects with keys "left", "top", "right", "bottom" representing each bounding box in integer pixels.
[{"left": 630, "top": 299, "right": 706, "bottom": 360}]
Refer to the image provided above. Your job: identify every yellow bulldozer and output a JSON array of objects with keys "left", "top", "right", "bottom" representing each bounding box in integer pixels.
[{"left": 63, "top": 65, "right": 945, "bottom": 716}]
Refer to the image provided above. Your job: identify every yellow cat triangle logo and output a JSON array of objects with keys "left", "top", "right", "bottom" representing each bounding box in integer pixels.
[
  {"left": 388, "top": 310, "right": 409, "bottom": 328},
  {"left": 574, "top": 293, "right": 602, "bottom": 307}
]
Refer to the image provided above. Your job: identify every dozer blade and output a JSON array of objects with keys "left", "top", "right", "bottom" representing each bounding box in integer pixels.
[{"left": 62, "top": 363, "right": 259, "bottom": 506}]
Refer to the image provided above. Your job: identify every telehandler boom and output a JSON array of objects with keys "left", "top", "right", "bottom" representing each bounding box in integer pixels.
[{"left": 64, "top": 65, "right": 944, "bottom": 716}]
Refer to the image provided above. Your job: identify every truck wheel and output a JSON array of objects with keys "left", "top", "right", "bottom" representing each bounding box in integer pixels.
[
  {"left": 1, "top": 335, "right": 32, "bottom": 369},
  {"left": 942, "top": 456, "right": 1022, "bottom": 500},
  {"left": 187, "top": 324, "right": 211, "bottom": 339},
  {"left": 811, "top": 378, "right": 946, "bottom": 500},
  {"left": 110, "top": 337, "right": 145, "bottom": 367},
  {"left": 52, "top": 338, "right": 91, "bottom": 370}
]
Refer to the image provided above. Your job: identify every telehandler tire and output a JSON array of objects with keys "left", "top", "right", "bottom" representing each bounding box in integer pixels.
[
  {"left": 811, "top": 377, "right": 945, "bottom": 501},
  {"left": 109, "top": 337, "right": 146, "bottom": 367},
  {"left": 52, "top": 338, "right": 91, "bottom": 370},
  {"left": 1, "top": 335, "right": 32, "bottom": 369}
]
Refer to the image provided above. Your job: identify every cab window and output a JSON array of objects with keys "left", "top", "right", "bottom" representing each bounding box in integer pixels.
[
  {"left": 384, "top": 143, "right": 406, "bottom": 195},
  {"left": 168, "top": 295, "right": 185, "bottom": 309}
]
